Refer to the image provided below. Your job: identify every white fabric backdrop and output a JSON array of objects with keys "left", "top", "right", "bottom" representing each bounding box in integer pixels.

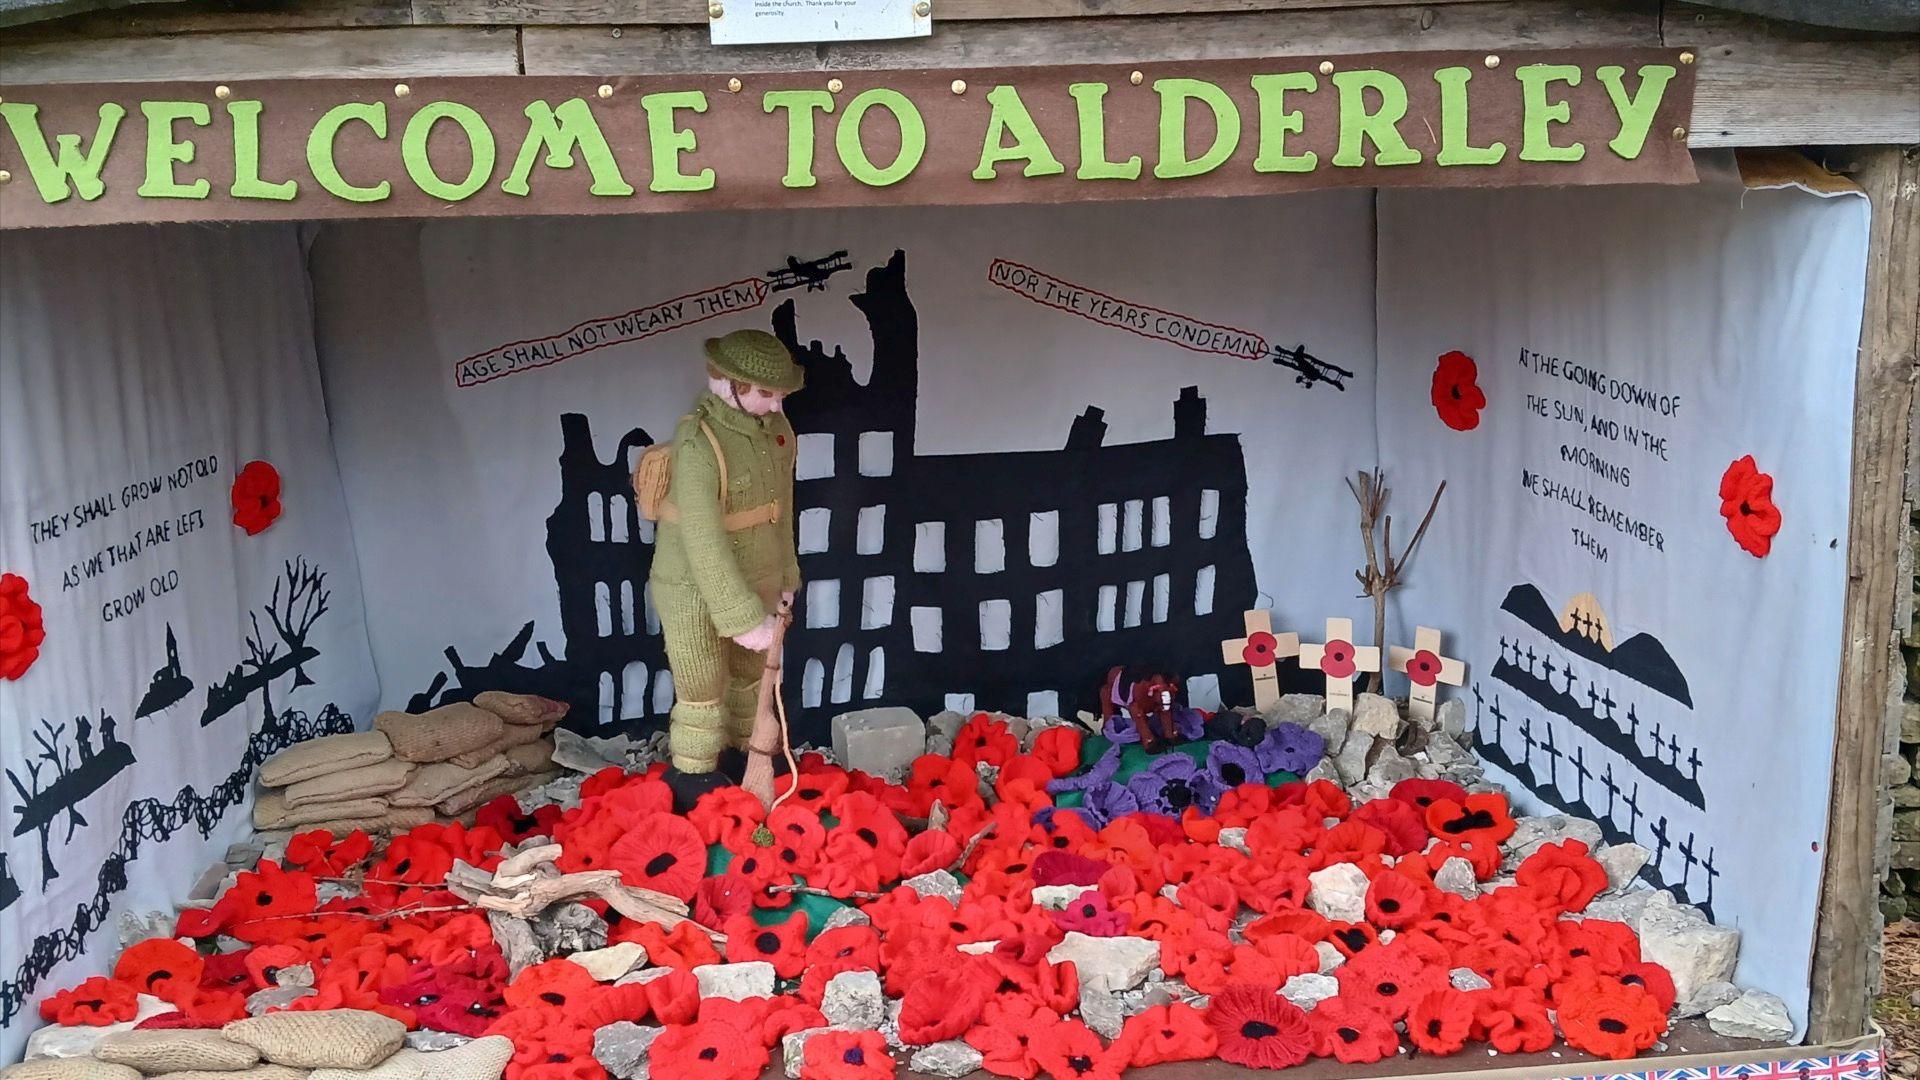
[
  {"left": 0, "top": 225, "right": 379, "bottom": 1060},
  {"left": 1375, "top": 172, "right": 1869, "bottom": 1034}
]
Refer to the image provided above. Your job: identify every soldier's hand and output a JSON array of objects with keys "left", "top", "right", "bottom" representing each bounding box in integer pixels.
[{"left": 733, "top": 615, "right": 779, "bottom": 652}]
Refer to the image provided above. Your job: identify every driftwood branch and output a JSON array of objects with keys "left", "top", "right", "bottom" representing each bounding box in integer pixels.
[{"left": 1349, "top": 470, "right": 1446, "bottom": 693}]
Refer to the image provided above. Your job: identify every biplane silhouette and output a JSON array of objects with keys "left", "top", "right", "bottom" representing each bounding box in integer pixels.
[{"left": 767, "top": 250, "right": 852, "bottom": 293}]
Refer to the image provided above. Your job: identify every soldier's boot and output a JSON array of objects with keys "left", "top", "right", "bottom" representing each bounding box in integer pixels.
[{"left": 665, "top": 698, "right": 733, "bottom": 811}]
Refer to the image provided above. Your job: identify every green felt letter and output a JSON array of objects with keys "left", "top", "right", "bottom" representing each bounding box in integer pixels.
[
  {"left": 1152, "top": 78, "right": 1240, "bottom": 180},
  {"left": 1433, "top": 67, "right": 1506, "bottom": 167},
  {"left": 0, "top": 101, "right": 124, "bottom": 203},
  {"left": 138, "top": 101, "right": 210, "bottom": 199},
  {"left": 836, "top": 89, "right": 924, "bottom": 188},
  {"left": 973, "top": 86, "right": 1064, "bottom": 180},
  {"left": 1517, "top": 63, "right": 1585, "bottom": 162},
  {"left": 763, "top": 90, "right": 835, "bottom": 189},
  {"left": 306, "top": 102, "right": 390, "bottom": 203},
  {"left": 1331, "top": 70, "right": 1421, "bottom": 167},
  {"left": 1068, "top": 82, "right": 1139, "bottom": 180},
  {"left": 641, "top": 91, "right": 714, "bottom": 193},
  {"left": 227, "top": 100, "right": 297, "bottom": 201},
  {"left": 402, "top": 101, "right": 495, "bottom": 202},
  {"left": 1249, "top": 72, "right": 1317, "bottom": 174},
  {"left": 502, "top": 98, "right": 633, "bottom": 197},
  {"left": 1595, "top": 64, "right": 1676, "bottom": 160}
]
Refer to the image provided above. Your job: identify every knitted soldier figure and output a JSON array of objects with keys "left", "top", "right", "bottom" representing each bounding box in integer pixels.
[{"left": 650, "top": 329, "right": 803, "bottom": 805}]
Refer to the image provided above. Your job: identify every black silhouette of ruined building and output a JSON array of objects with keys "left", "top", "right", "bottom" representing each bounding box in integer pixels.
[{"left": 423, "top": 250, "right": 1264, "bottom": 742}]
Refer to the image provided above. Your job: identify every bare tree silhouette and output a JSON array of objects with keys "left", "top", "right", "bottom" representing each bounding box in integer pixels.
[
  {"left": 6, "top": 715, "right": 133, "bottom": 884},
  {"left": 202, "top": 559, "right": 330, "bottom": 729}
]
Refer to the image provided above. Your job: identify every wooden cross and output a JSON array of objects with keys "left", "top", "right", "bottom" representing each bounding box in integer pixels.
[
  {"left": 1220, "top": 609, "right": 1298, "bottom": 712},
  {"left": 1297, "top": 617, "right": 1379, "bottom": 714},
  {"left": 1388, "top": 625, "right": 1466, "bottom": 721}
]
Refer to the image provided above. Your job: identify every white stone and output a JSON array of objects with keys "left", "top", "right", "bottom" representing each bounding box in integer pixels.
[
  {"left": 830, "top": 707, "right": 927, "bottom": 783},
  {"left": 1676, "top": 979, "right": 1742, "bottom": 1019},
  {"left": 927, "top": 710, "right": 968, "bottom": 741},
  {"left": 693, "top": 961, "right": 777, "bottom": 1001},
  {"left": 1365, "top": 745, "right": 1418, "bottom": 786},
  {"left": 1046, "top": 932, "right": 1160, "bottom": 993},
  {"left": 821, "top": 970, "right": 886, "bottom": 1030},
  {"left": 1435, "top": 698, "right": 1468, "bottom": 742},
  {"left": 1315, "top": 941, "right": 1346, "bottom": 974},
  {"left": 1352, "top": 694, "right": 1403, "bottom": 741},
  {"left": 1636, "top": 892, "right": 1740, "bottom": 1005},
  {"left": 1280, "top": 973, "right": 1339, "bottom": 1011},
  {"left": 1306, "top": 706, "right": 1348, "bottom": 750},
  {"left": 782, "top": 1027, "right": 838, "bottom": 1080},
  {"left": 956, "top": 940, "right": 998, "bottom": 955},
  {"left": 903, "top": 870, "right": 963, "bottom": 903},
  {"left": 1307, "top": 862, "right": 1371, "bottom": 923},
  {"left": 246, "top": 985, "right": 316, "bottom": 1014},
  {"left": 1580, "top": 888, "right": 1656, "bottom": 927},
  {"left": 567, "top": 941, "right": 647, "bottom": 981},
  {"left": 1217, "top": 827, "right": 1249, "bottom": 855},
  {"left": 594, "top": 1022, "right": 663, "bottom": 1079},
  {"left": 1305, "top": 760, "right": 1342, "bottom": 787},
  {"left": 1080, "top": 985, "right": 1127, "bottom": 1039},
  {"left": 1266, "top": 694, "right": 1326, "bottom": 729},
  {"left": 1594, "top": 843, "right": 1651, "bottom": 893},
  {"left": 911, "top": 1041, "right": 984, "bottom": 1078},
  {"left": 822, "top": 906, "right": 872, "bottom": 931},
  {"left": 1434, "top": 857, "right": 1480, "bottom": 900},
  {"left": 1032, "top": 885, "right": 1092, "bottom": 911},
  {"left": 407, "top": 1030, "right": 473, "bottom": 1052},
  {"left": 1333, "top": 731, "right": 1375, "bottom": 786},
  {"left": 1503, "top": 815, "right": 1605, "bottom": 866},
  {"left": 1707, "top": 990, "right": 1792, "bottom": 1041},
  {"left": 1449, "top": 968, "right": 1493, "bottom": 992}
]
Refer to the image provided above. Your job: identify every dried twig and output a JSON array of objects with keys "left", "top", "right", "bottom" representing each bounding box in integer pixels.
[
  {"left": 1348, "top": 470, "right": 1446, "bottom": 693},
  {"left": 765, "top": 882, "right": 887, "bottom": 902},
  {"left": 947, "top": 822, "right": 998, "bottom": 876}
]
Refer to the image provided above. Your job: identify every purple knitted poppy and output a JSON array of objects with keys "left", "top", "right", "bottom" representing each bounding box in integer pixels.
[
  {"left": 1048, "top": 742, "right": 1122, "bottom": 796},
  {"left": 1257, "top": 723, "right": 1325, "bottom": 775},
  {"left": 1073, "top": 781, "right": 1140, "bottom": 829},
  {"left": 1206, "top": 740, "right": 1264, "bottom": 790},
  {"left": 1124, "top": 754, "right": 1222, "bottom": 816},
  {"left": 1102, "top": 710, "right": 1141, "bottom": 744},
  {"left": 1174, "top": 706, "right": 1207, "bottom": 740}
]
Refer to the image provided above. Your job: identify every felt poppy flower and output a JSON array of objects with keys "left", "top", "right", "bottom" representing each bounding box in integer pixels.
[
  {"left": 724, "top": 911, "right": 810, "bottom": 978},
  {"left": 1556, "top": 976, "right": 1668, "bottom": 1059},
  {"left": 1255, "top": 724, "right": 1323, "bottom": 776},
  {"left": 899, "top": 964, "right": 990, "bottom": 1044},
  {"left": 1206, "top": 984, "right": 1314, "bottom": 1070},
  {"left": 41, "top": 976, "right": 140, "bottom": 1025},
  {"left": 1114, "top": 1002, "right": 1216, "bottom": 1067},
  {"left": 1720, "top": 454, "right": 1782, "bottom": 558},
  {"left": 1030, "top": 725, "right": 1085, "bottom": 778},
  {"left": 1517, "top": 839, "right": 1609, "bottom": 914},
  {"left": 230, "top": 460, "right": 283, "bottom": 535},
  {"left": 1309, "top": 996, "right": 1402, "bottom": 1064},
  {"left": 607, "top": 811, "right": 707, "bottom": 901},
  {"left": 1205, "top": 740, "right": 1264, "bottom": 791},
  {"left": 1423, "top": 792, "right": 1516, "bottom": 846},
  {"left": 1125, "top": 754, "right": 1221, "bottom": 817},
  {"left": 113, "top": 938, "right": 204, "bottom": 1003},
  {"left": 689, "top": 785, "right": 769, "bottom": 848},
  {"left": 650, "top": 1018, "right": 770, "bottom": 1080},
  {"left": 1029, "top": 1017, "right": 1122, "bottom": 1080},
  {"left": 0, "top": 572, "right": 47, "bottom": 680},
  {"left": 1432, "top": 350, "right": 1487, "bottom": 431},
  {"left": 802, "top": 1028, "right": 894, "bottom": 1080},
  {"left": 954, "top": 713, "right": 1020, "bottom": 769},
  {"left": 1408, "top": 988, "right": 1475, "bottom": 1056},
  {"left": 1389, "top": 777, "right": 1468, "bottom": 812},
  {"left": 1316, "top": 639, "right": 1359, "bottom": 680}
]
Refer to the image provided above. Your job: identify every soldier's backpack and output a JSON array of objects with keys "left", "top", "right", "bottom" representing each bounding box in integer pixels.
[{"left": 632, "top": 418, "right": 723, "bottom": 522}]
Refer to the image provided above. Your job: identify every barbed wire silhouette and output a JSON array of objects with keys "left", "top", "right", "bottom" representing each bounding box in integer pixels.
[{"left": 0, "top": 704, "right": 350, "bottom": 1026}]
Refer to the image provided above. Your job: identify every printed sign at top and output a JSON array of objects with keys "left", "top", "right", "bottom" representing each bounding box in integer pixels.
[{"left": 710, "top": 0, "right": 931, "bottom": 45}]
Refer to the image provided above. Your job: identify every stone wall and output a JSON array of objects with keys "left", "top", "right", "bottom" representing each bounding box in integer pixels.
[{"left": 1881, "top": 510, "right": 1920, "bottom": 923}]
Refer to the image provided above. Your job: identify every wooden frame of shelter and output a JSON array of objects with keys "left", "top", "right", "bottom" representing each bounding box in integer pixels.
[{"left": 0, "top": 0, "right": 1914, "bottom": 1058}]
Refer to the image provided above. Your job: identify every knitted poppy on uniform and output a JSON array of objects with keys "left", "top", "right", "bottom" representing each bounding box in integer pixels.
[
  {"left": 801, "top": 1028, "right": 894, "bottom": 1080},
  {"left": 1308, "top": 996, "right": 1401, "bottom": 1064},
  {"left": 41, "top": 976, "right": 140, "bottom": 1025},
  {"left": 113, "top": 938, "right": 204, "bottom": 1003},
  {"left": 650, "top": 1018, "right": 770, "bottom": 1080},
  {"left": 1516, "top": 839, "right": 1609, "bottom": 913},
  {"left": 1113, "top": 1002, "right": 1216, "bottom": 1067},
  {"left": 1205, "top": 983, "right": 1314, "bottom": 1070},
  {"left": 1408, "top": 987, "right": 1476, "bottom": 1056},
  {"left": 1556, "top": 976, "right": 1668, "bottom": 1059},
  {"left": 724, "top": 911, "right": 810, "bottom": 978},
  {"left": 1423, "top": 792, "right": 1516, "bottom": 846},
  {"left": 606, "top": 811, "right": 707, "bottom": 901},
  {"left": 1028, "top": 1017, "right": 1122, "bottom": 1080}
]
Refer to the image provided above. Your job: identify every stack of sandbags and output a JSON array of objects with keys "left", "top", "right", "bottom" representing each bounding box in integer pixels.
[{"left": 251, "top": 694, "right": 568, "bottom": 834}]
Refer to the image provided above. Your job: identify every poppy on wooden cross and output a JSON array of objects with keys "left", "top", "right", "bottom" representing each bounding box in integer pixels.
[
  {"left": 1298, "top": 617, "right": 1379, "bottom": 714},
  {"left": 1220, "top": 608, "right": 1298, "bottom": 711},
  {"left": 1389, "top": 625, "right": 1466, "bottom": 721}
]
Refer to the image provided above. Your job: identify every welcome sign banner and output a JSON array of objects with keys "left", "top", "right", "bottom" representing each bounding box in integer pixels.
[{"left": 0, "top": 49, "right": 1696, "bottom": 228}]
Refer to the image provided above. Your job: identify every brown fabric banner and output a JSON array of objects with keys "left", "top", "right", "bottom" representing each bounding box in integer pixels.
[{"left": 0, "top": 49, "right": 1696, "bottom": 228}]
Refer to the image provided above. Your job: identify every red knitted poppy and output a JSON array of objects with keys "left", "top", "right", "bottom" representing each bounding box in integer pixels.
[
  {"left": 606, "top": 811, "right": 708, "bottom": 901},
  {"left": 1473, "top": 986, "right": 1556, "bottom": 1053},
  {"left": 724, "top": 911, "right": 810, "bottom": 978},
  {"left": 41, "top": 976, "right": 140, "bottom": 1025},
  {"left": 801, "top": 1028, "right": 894, "bottom": 1080},
  {"left": 1028, "top": 1017, "right": 1121, "bottom": 1080},
  {"left": 1113, "top": 1002, "right": 1217, "bottom": 1067},
  {"left": 1309, "top": 996, "right": 1402, "bottom": 1063},
  {"left": 1205, "top": 984, "right": 1314, "bottom": 1070},
  {"left": 113, "top": 938, "right": 204, "bottom": 1004},
  {"left": 649, "top": 1018, "right": 769, "bottom": 1079},
  {"left": 898, "top": 963, "right": 990, "bottom": 1044},
  {"left": 1408, "top": 987, "right": 1476, "bottom": 1056},
  {"left": 1556, "top": 976, "right": 1668, "bottom": 1059},
  {"left": 1516, "top": 839, "right": 1609, "bottom": 913}
]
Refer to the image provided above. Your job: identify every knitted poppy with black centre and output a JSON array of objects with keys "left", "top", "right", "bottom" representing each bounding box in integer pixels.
[
  {"left": 801, "top": 1028, "right": 894, "bottom": 1080},
  {"left": 113, "top": 938, "right": 204, "bottom": 1004},
  {"left": 1556, "top": 976, "right": 1669, "bottom": 1059},
  {"left": 41, "top": 976, "right": 141, "bottom": 1025},
  {"left": 1308, "top": 997, "right": 1402, "bottom": 1064},
  {"left": 1473, "top": 986, "right": 1556, "bottom": 1054},
  {"left": 504, "top": 957, "right": 601, "bottom": 1010},
  {"left": 650, "top": 1018, "right": 769, "bottom": 1080},
  {"left": 724, "top": 911, "right": 810, "bottom": 978},
  {"left": 607, "top": 811, "right": 708, "bottom": 901},
  {"left": 1408, "top": 987, "right": 1476, "bottom": 1056},
  {"left": 1336, "top": 941, "right": 1447, "bottom": 1021},
  {"left": 1423, "top": 792, "right": 1516, "bottom": 846},
  {"left": 1029, "top": 1017, "right": 1122, "bottom": 1080},
  {"left": 1365, "top": 870, "right": 1430, "bottom": 930},
  {"left": 1113, "top": 1002, "right": 1218, "bottom": 1067},
  {"left": 1205, "top": 983, "right": 1314, "bottom": 1069}
]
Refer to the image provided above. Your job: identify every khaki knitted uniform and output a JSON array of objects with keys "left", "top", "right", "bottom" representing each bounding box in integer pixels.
[{"left": 647, "top": 392, "right": 800, "bottom": 773}]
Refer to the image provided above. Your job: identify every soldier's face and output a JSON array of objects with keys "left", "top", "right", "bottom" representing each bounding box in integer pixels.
[{"left": 711, "top": 374, "right": 789, "bottom": 416}]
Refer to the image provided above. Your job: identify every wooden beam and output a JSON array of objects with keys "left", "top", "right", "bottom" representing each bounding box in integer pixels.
[
  {"left": 1685, "top": 41, "right": 1920, "bottom": 148},
  {"left": 0, "top": 25, "right": 519, "bottom": 81},
  {"left": 520, "top": 0, "right": 1662, "bottom": 74},
  {"left": 1808, "top": 143, "right": 1920, "bottom": 1044},
  {"left": 0, "top": 0, "right": 411, "bottom": 39},
  {"left": 411, "top": 0, "right": 1487, "bottom": 26}
]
